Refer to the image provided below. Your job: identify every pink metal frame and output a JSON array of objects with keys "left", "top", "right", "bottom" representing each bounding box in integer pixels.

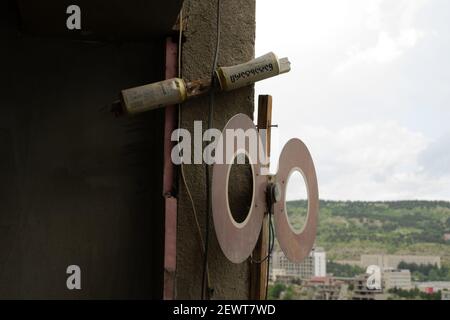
[{"left": 163, "top": 37, "right": 178, "bottom": 300}]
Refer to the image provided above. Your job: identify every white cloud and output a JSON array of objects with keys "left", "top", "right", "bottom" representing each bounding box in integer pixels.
[
  {"left": 336, "top": 0, "right": 429, "bottom": 72},
  {"left": 256, "top": 0, "right": 450, "bottom": 200},
  {"left": 281, "top": 122, "right": 450, "bottom": 201},
  {"left": 419, "top": 131, "right": 450, "bottom": 177}
]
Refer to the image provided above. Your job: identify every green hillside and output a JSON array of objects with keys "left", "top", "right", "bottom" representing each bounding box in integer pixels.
[{"left": 286, "top": 200, "right": 450, "bottom": 265}]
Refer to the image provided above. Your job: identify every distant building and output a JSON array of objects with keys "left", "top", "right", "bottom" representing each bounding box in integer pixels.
[
  {"left": 314, "top": 248, "right": 327, "bottom": 277},
  {"left": 442, "top": 291, "right": 450, "bottom": 300},
  {"left": 270, "top": 247, "right": 327, "bottom": 281},
  {"left": 304, "top": 276, "right": 346, "bottom": 300},
  {"left": 351, "top": 274, "right": 383, "bottom": 300},
  {"left": 415, "top": 282, "right": 450, "bottom": 293},
  {"left": 424, "top": 287, "right": 434, "bottom": 294},
  {"left": 361, "top": 254, "right": 441, "bottom": 269},
  {"left": 382, "top": 269, "right": 412, "bottom": 290},
  {"left": 270, "top": 268, "right": 286, "bottom": 282},
  {"left": 334, "top": 260, "right": 362, "bottom": 267},
  {"left": 270, "top": 250, "right": 314, "bottom": 280}
]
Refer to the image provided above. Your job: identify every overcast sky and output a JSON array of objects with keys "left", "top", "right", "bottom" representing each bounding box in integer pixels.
[{"left": 255, "top": 0, "right": 450, "bottom": 201}]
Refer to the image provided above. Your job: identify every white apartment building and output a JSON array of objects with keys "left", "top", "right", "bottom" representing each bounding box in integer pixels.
[
  {"left": 270, "top": 247, "right": 326, "bottom": 281},
  {"left": 314, "top": 249, "right": 327, "bottom": 278}
]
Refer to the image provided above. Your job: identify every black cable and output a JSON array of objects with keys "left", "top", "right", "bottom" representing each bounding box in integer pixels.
[
  {"left": 248, "top": 205, "right": 275, "bottom": 300},
  {"left": 202, "top": 0, "right": 221, "bottom": 300},
  {"left": 265, "top": 213, "right": 275, "bottom": 300},
  {"left": 250, "top": 211, "right": 275, "bottom": 264}
]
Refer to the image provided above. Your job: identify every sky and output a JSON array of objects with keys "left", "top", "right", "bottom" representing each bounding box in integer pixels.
[{"left": 255, "top": 0, "right": 450, "bottom": 201}]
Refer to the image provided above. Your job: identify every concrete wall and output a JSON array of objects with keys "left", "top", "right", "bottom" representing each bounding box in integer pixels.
[
  {"left": 0, "top": 0, "right": 257, "bottom": 299},
  {"left": 176, "top": 0, "right": 256, "bottom": 299},
  {"left": 0, "top": 2, "right": 166, "bottom": 299}
]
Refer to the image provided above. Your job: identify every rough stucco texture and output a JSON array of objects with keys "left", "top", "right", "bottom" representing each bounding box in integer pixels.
[{"left": 176, "top": 0, "right": 256, "bottom": 299}]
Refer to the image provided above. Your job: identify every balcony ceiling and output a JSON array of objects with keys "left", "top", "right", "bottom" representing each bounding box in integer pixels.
[{"left": 16, "top": 0, "right": 183, "bottom": 41}]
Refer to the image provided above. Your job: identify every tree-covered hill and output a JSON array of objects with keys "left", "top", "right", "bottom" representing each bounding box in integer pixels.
[{"left": 286, "top": 200, "right": 450, "bottom": 265}]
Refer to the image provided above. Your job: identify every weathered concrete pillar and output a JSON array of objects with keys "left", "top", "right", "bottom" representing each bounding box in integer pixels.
[{"left": 176, "top": 0, "right": 256, "bottom": 299}]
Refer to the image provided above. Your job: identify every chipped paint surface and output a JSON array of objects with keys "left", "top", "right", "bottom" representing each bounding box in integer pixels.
[{"left": 176, "top": 0, "right": 256, "bottom": 299}]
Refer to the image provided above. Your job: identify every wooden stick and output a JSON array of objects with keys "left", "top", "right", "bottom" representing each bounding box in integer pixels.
[{"left": 250, "top": 95, "right": 273, "bottom": 300}]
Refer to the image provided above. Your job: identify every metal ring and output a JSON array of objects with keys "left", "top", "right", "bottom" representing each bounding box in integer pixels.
[
  {"left": 274, "top": 138, "right": 319, "bottom": 263},
  {"left": 212, "top": 114, "right": 266, "bottom": 263}
]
